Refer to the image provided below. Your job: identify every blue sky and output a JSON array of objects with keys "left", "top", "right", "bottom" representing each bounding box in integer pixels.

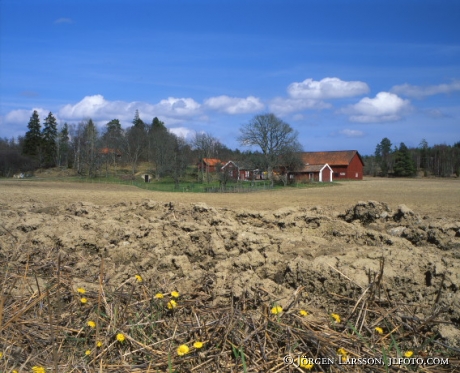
[{"left": 1, "top": 0, "right": 459, "bottom": 155}]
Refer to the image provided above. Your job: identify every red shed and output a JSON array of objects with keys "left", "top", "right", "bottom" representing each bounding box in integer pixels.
[
  {"left": 197, "top": 158, "right": 222, "bottom": 173},
  {"left": 292, "top": 150, "right": 364, "bottom": 181}
]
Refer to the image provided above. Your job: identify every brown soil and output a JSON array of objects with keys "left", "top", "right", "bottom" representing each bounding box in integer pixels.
[{"left": 1, "top": 177, "right": 460, "bottom": 351}]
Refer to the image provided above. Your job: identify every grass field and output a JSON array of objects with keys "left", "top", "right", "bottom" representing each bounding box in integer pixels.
[{"left": 1, "top": 177, "right": 459, "bottom": 218}]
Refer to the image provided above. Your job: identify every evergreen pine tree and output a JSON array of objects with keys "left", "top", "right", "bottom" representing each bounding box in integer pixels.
[
  {"left": 57, "top": 123, "right": 70, "bottom": 167},
  {"left": 394, "top": 142, "right": 416, "bottom": 177},
  {"left": 132, "top": 109, "right": 145, "bottom": 130},
  {"left": 23, "top": 110, "right": 42, "bottom": 157},
  {"left": 42, "top": 112, "right": 58, "bottom": 166}
]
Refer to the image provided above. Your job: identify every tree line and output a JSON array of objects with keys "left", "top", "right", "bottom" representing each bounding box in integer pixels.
[
  {"left": 3, "top": 110, "right": 457, "bottom": 181},
  {"left": 363, "top": 137, "right": 460, "bottom": 177},
  {"left": 1, "top": 111, "right": 304, "bottom": 186}
]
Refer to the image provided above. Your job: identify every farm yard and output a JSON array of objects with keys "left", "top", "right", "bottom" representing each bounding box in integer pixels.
[{"left": 0, "top": 177, "right": 459, "bottom": 372}]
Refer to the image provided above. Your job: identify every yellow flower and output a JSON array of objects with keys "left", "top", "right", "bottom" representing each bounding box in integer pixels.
[
  {"left": 404, "top": 350, "right": 413, "bottom": 358},
  {"left": 299, "top": 357, "right": 314, "bottom": 370},
  {"left": 375, "top": 327, "right": 384, "bottom": 334},
  {"left": 80, "top": 297, "right": 88, "bottom": 304},
  {"left": 87, "top": 320, "right": 96, "bottom": 328},
  {"left": 171, "top": 290, "right": 180, "bottom": 298},
  {"left": 299, "top": 309, "right": 308, "bottom": 317},
  {"left": 77, "top": 287, "right": 86, "bottom": 294},
  {"left": 271, "top": 305, "right": 283, "bottom": 315},
  {"left": 331, "top": 313, "right": 341, "bottom": 323},
  {"left": 85, "top": 350, "right": 91, "bottom": 356},
  {"left": 154, "top": 293, "right": 164, "bottom": 299},
  {"left": 167, "top": 300, "right": 177, "bottom": 309},
  {"left": 12, "top": 370, "right": 18, "bottom": 373},
  {"left": 116, "top": 333, "right": 125, "bottom": 342},
  {"left": 193, "top": 341, "right": 204, "bottom": 349},
  {"left": 32, "top": 367, "right": 46, "bottom": 373},
  {"left": 177, "top": 344, "right": 190, "bottom": 356},
  {"left": 337, "top": 348, "right": 347, "bottom": 357},
  {"left": 0, "top": 351, "right": 2, "bottom": 358},
  {"left": 97, "top": 341, "right": 103, "bottom": 347},
  {"left": 135, "top": 274, "right": 143, "bottom": 283}
]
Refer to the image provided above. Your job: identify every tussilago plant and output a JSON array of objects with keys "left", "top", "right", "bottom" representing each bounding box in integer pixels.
[
  {"left": 270, "top": 305, "right": 283, "bottom": 315},
  {"left": 404, "top": 350, "right": 414, "bottom": 358},
  {"left": 337, "top": 347, "right": 348, "bottom": 358},
  {"left": 193, "top": 341, "right": 204, "bottom": 349},
  {"left": 116, "top": 333, "right": 125, "bottom": 343},
  {"left": 167, "top": 299, "right": 177, "bottom": 309},
  {"left": 331, "top": 312, "right": 341, "bottom": 323},
  {"left": 177, "top": 344, "right": 190, "bottom": 356}
]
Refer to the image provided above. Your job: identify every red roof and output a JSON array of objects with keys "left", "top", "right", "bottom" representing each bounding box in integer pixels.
[
  {"left": 99, "top": 147, "right": 121, "bottom": 156},
  {"left": 299, "top": 150, "right": 363, "bottom": 167},
  {"left": 202, "top": 158, "right": 222, "bottom": 166}
]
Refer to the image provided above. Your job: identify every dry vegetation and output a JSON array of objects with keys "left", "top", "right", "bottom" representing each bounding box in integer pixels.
[{"left": 0, "top": 177, "right": 459, "bottom": 372}]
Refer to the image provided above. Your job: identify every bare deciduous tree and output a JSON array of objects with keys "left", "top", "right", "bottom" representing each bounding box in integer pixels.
[{"left": 238, "top": 113, "right": 302, "bottom": 186}]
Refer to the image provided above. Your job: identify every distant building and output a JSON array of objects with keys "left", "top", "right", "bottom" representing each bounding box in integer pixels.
[
  {"left": 197, "top": 158, "right": 222, "bottom": 173},
  {"left": 221, "top": 160, "right": 264, "bottom": 181},
  {"left": 290, "top": 150, "right": 364, "bottom": 182}
]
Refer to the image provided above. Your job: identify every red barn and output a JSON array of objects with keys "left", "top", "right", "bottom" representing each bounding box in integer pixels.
[
  {"left": 197, "top": 158, "right": 222, "bottom": 173},
  {"left": 221, "top": 161, "right": 263, "bottom": 181},
  {"left": 291, "top": 150, "right": 364, "bottom": 181}
]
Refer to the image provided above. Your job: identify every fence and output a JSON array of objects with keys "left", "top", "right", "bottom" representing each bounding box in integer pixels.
[{"left": 204, "top": 183, "right": 273, "bottom": 193}]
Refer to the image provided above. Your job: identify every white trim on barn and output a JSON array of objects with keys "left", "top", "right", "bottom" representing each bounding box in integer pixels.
[{"left": 319, "top": 163, "right": 333, "bottom": 182}]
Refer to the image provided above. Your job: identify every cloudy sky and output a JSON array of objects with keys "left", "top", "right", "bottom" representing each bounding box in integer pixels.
[{"left": 1, "top": 0, "right": 459, "bottom": 155}]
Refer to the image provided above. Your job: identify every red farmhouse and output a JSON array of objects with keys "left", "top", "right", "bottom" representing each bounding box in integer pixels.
[
  {"left": 197, "top": 158, "right": 222, "bottom": 173},
  {"left": 291, "top": 150, "right": 364, "bottom": 182}
]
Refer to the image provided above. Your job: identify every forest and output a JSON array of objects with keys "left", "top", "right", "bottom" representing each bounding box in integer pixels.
[{"left": 1, "top": 110, "right": 459, "bottom": 181}]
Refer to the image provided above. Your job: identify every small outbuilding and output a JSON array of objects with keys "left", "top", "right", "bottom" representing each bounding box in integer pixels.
[
  {"left": 221, "top": 161, "right": 262, "bottom": 181},
  {"left": 197, "top": 158, "right": 222, "bottom": 174}
]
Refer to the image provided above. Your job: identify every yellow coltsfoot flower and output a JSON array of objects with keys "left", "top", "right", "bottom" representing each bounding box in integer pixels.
[
  {"left": 177, "top": 344, "right": 189, "bottom": 356},
  {"left": 331, "top": 313, "right": 341, "bottom": 323},
  {"left": 116, "top": 333, "right": 125, "bottom": 342},
  {"left": 167, "top": 300, "right": 177, "bottom": 309},
  {"left": 271, "top": 305, "right": 283, "bottom": 315}
]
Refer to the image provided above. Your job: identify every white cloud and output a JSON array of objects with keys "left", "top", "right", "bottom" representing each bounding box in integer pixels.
[
  {"left": 54, "top": 18, "right": 73, "bottom": 24},
  {"left": 339, "top": 129, "right": 365, "bottom": 138},
  {"left": 269, "top": 97, "right": 331, "bottom": 115},
  {"left": 391, "top": 80, "right": 460, "bottom": 99},
  {"left": 288, "top": 77, "right": 369, "bottom": 99},
  {"left": 204, "top": 95, "right": 264, "bottom": 114},
  {"left": 343, "top": 92, "right": 411, "bottom": 123},
  {"left": 169, "top": 127, "right": 194, "bottom": 139},
  {"left": 58, "top": 95, "right": 201, "bottom": 125},
  {"left": 292, "top": 114, "right": 305, "bottom": 121},
  {"left": 5, "top": 108, "right": 49, "bottom": 124}
]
